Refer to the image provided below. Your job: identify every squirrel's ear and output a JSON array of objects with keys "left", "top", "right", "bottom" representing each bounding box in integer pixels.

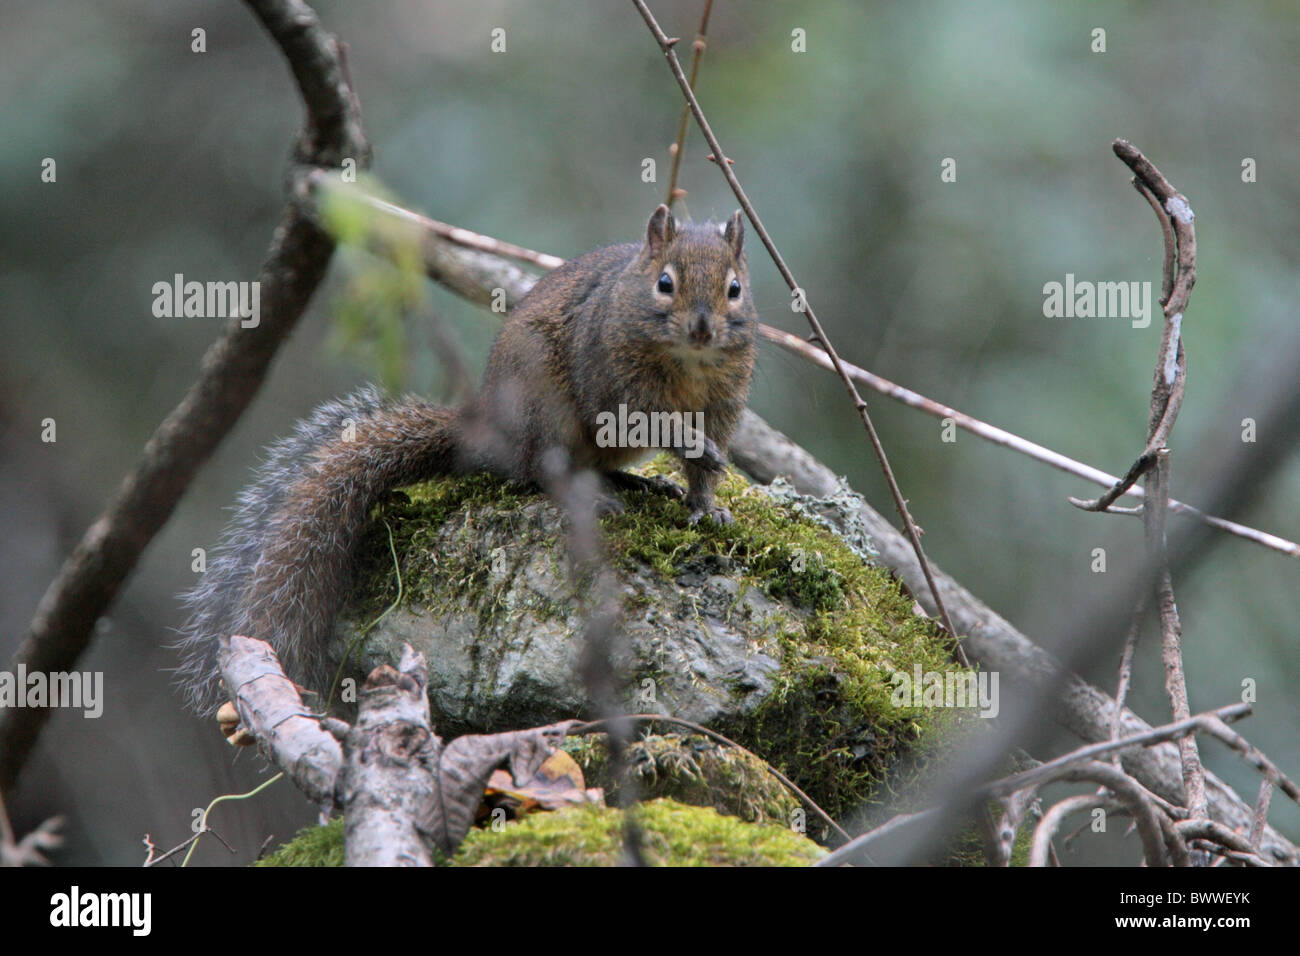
[
  {"left": 724, "top": 210, "right": 745, "bottom": 257},
  {"left": 646, "top": 204, "right": 675, "bottom": 257}
]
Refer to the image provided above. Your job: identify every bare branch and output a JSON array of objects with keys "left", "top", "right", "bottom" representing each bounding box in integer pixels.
[
  {"left": 1029, "top": 793, "right": 1108, "bottom": 867},
  {"left": 1199, "top": 716, "right": 1300, "bottom": 805},
  {"left": 220, "top": 635, "right": 343, "bottom": 812}
]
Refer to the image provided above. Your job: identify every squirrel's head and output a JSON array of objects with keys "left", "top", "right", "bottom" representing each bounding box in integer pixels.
[{"left": 622, "top": 204, "right": 758, "bottom": 362}]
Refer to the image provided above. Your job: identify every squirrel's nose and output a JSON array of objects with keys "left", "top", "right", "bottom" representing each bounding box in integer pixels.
[{"left": 688, "top": 309, "right": 714, "bottom": 346}]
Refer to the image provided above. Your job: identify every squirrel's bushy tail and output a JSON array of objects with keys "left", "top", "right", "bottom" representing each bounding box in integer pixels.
[{"left": 174, "top": 386, "right": 462, "bottom": 714}]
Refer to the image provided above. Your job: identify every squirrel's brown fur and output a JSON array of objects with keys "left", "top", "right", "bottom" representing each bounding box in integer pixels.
[{"left": 176, "top": 206, "right": 758, "bottom": 713}]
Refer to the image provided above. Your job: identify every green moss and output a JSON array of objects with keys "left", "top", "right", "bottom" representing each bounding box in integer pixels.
[
  {"left": 345, "top": 474, "right": 538, "bottom": 626},
  {"left": 256, "top": 817, "right": 345, "bottom": 867},
  {"left": 255, "top": 798, "right": 822, "bottom": 867},
  {"left": 454, "top": 799, "right": 824, "bottom": 867}
]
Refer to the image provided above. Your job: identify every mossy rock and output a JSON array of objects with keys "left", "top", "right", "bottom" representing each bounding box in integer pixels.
[
  {"left": 257, "top": 799, "right": 825, "bottom": 867},
  {"left": 330, "top": 456, "right": 980, "bottom": 834}
]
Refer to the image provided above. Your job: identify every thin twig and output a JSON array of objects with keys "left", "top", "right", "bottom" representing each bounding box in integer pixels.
[
  {"left": 145, "top": 836, "right": 199, "bottom": 868},
  {"left": 303, "top": 168, "right": 564, "bottom": 270},
  {"left": 663, "top": 0, "right": 714, "bottom": 210},
  {"left": 1110, "top": 596, "right": 1145, "bottom": 755},
  {"left": 1075, "top": 141, "right": 1196, "bottom": 512},
  {"left": 1160, "top": 810, "right": 1193, "bottom": 866},
  {"left": 1199, "top": 715, "right": 1300, "bottom": 805},
  {"left": 1062, "top": 763, "right": 1170, "bottom": 865},
  {"left": 542, "top": 452, "right": 648, "bottom": 866},
  {"left": 812, "top": 807, "right": 939, "bottom": 867},
  {"left": 1206, "top": 847, "right": 1273, "bottom": 867},
  {"left": 1070, "top": 451, "right": 1158, "bottom": 514},
  {"left": 570, "top": 713, "right": 852, "bottom": 844},
  {"left": 1134, "top": 177, "right": 1176, "bottom": 307},
  {"left": 1150, "top": 452, "right": 1207, "bottom": 822}
]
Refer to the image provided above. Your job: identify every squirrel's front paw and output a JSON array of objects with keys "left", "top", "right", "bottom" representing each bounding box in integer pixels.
[
  {"left": 594, "top": 493, "right": 627, "bottom": 517},
  {"left": 636, "top": 474, "right": 687, "bottom": 500},
  {"left": 689, "top": 505, "right": 734, "bottom": 526}
]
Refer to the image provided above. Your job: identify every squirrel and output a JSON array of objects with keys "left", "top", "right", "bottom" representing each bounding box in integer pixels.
[{"left": 175, "top": 205, "right": 759, "bottom": 714}]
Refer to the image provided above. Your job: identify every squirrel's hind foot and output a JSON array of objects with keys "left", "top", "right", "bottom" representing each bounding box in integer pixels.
[{"left": 688, "top": 504, "right": 734, "bottom": 526}]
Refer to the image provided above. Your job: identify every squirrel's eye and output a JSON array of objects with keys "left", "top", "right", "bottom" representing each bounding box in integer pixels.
[
  {"left": 728, "top": 278, "right": 742, "bottom": 300},
  {"left": 657, "top": 272, "right": 674, "bottom": 295}
]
